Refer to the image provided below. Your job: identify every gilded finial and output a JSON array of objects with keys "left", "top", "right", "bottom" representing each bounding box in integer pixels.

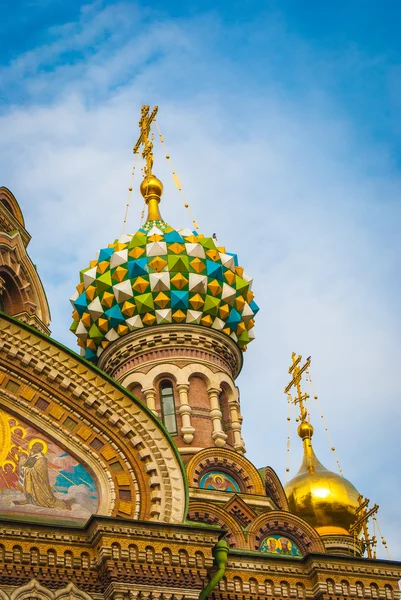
[{"left": 133, "top": 105, "right": 163, "bottom": 222}]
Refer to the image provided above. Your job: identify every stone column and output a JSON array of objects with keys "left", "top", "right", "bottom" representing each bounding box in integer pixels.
[
  {"left": 228, "top": 395, "right": 245, "bottom": 453},
  {"left": 143, "top": 387, "right": 157, "bottom": 415},
  {"left": 176, "top": 383, "right": 195, "bottom": 444},
  {"left": 207, "top": 387, "right": 227, "bottom": 447}
]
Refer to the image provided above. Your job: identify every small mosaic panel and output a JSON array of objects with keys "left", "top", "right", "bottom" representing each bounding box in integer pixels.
[
  {"left": 199, "top": 471, "right": 241, "bottom": 493},
  {"left": 0, "top": 408, "right": 98, "bottom": 522},
  {"left": 260, "top": 534, "right": 302, "bottom": 558},
  {"left": 71, "top": 221, "right": 259, "bottom": 362}
]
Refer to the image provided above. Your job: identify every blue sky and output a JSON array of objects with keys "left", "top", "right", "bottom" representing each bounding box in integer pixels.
[{"left": 1, "top": 1, "right": 401, "bottom": 558}]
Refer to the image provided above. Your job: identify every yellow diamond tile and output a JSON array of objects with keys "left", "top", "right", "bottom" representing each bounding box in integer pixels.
[
  {"left": 154, "top": 292, "right": 169, "bottom": 308},
  {"left": 222, "top": 327, "right": 231, "bottom": 336},
  {"left": 118, "top": 500, "right": 133, "bottom": 515},
  {"left": 172, "top": 310, "right": 186, "bottom": 323},
  {"left": 20, "top": 386, "right": 36, "bottom": 402},
  {"left": 149, "top": 256, "right": 168, "bottom": 272},
  {"left": 235, "top": 266, "right": 244, "bottom": 276},
  {"left": 169, "top": 242, "right": 185, "bottom": 254},
  {"left": 101, "top": 292, "right": 114, "bottom": 308},
  {"left": 247, "top": 290, "right": 254, "bottom": 303},
  {"left": 121, "top": 301, "right": 136, "bottom": 316},
  {"left": 148, "top": 233, "right": 163, "bottom": 242},
  {"left": 184, "top": 235, "right": 198, "bottom": 243},
  {"left": 81, "top": 312, "right": 91, "bottom": 327},
  {"left": 117, "top": 324, "right": 129, "bottom": 336},
  {"left": 86, "top": 339, "right": 96, "bottom": 351},
  {"left": 208, "top": 279, "right": 222, "bottom": 297},
  {"left": 77, "top": 425, "right": 92, "bottom": 441},
  {"left": 129, "top": 246, "right": 145, "bottom": 259},
  {"left": 114, "top": 242, "right": 128, "bottom": 251},
  {"left": 217, "top": 246, "right": 226, "bottom": 253},
  {"left": 236, "top": 322, "right": 246, "bottom": 335},
  {"left": 143, "top": 312, "right": 156, "bottom": 326},
  {"left": 201, "top": 315, "right": 213, "bottom": 327},
  {"left": 72, "top": 309, "right": 80, "bottom": 322},
  {"left": 108, "top": 243, "right": 115, "bottom": 249},
  {"left": 97, "top": 260, "right": 110, "bottom": 274},
  {"left": 116, "top": 473, "right": 131, "bottom": 486},
  {"left": 85, "top": 285, "right": 97, "bottom": 301},
  {"left": 101, "top": 446, "right": 116, "bottom": 460},
  {"left": 190, "top": 258, "right": 206, "bottom": 273},
  {"left": 89, "top": 259, "right": 98, "bottom": 268},
  {"left": 189, "top": 293, "right": 204, "bottom": 310},
  {"left": 101, "top": 340, "right": 110, "bottom": 349},
  {"left": 171, "top": 273, "right": 188, "bottom": 289},
  {"left": 224, "top": 270, "right": 235, "bottom": 285},
  {"left": 50, "top": 405, "right": 64, "bottom": 420},
  {"left": 132, "top": 276, "right": 149, "bottom": 293},
  {"left": 206, "top": 249, "right": 220, "bottom": 262},
  {"left": 112, "top": 266, "right": 128, "bottom": 282},
  {"left": 219, "top": 304, "right": 230, "bottom": 319},
  {"left": 247, "top": 319, "right": 255, "bottom": 330},
  {"left": 98, "top": 317, "right": 109, "bottom": 332},
  {"left": 76, "top": 282, "right": 85, "bottom": 294},
  {"left": 235, "top": 296, "right": 246, "bottom": 311},
  {"left": 77, "top": 338, "right": 86, "bottom": 348}
]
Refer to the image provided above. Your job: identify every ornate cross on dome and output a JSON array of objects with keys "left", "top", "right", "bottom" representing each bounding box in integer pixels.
[
  {"left": 285, "top": 352, "right": 311, "bottom": 424},
  {"left": 133, "top": 105, "right": 159, "bottom": 178}
]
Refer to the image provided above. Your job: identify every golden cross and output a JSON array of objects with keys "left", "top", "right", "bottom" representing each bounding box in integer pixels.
[
  {"left": 349, "top": 494, "right": 379, "bottom": 558},
  {"left": 133, "top": 105, "right": 159, "bottom": 178},
  {"left": 284, "top": 352, "right": 311, "bottom": 423}
]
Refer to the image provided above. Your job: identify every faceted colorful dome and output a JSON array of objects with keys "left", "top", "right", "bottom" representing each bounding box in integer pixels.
[{"left": 70, "top": 219, "right": 259, "bottom": 363}]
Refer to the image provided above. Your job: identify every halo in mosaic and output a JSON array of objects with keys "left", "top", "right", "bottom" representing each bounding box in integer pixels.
[{"left": 70, "top": 220, "right": 259, "bottom": 362}]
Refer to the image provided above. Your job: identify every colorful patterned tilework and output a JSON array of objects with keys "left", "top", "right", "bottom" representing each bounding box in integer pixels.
[{"left": 70, "top": 221, "right": 258, "bottom": 362}]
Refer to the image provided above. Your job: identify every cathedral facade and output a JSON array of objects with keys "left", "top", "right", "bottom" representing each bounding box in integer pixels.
[{"left": 0, "top": 109, "right": 399, "bottom": 600}]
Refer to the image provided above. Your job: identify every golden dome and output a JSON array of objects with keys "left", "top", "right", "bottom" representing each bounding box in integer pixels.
[{"left": 284, "top": 425, "right": 360, "bottom": 536}]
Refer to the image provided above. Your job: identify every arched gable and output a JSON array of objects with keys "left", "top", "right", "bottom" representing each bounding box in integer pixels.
[
  {"left": 0, "top": 314, "right": 187, "bottom": 524},
  {"left": 187, "top": 500, "right": 246, "bottom": 548},
  {"left": 261, "top": 466, "right": 289, "bottom": 510},
  {"left": 247, "top": 511, "right": 326, "bottom": 555},
  {"left": 0, "top": 188, "right": 25, "bottom": 229},
  {"left": 186, "top": 447, "right": 265, "bottom": 495},
  {"left": 8, "top": 579, "right": 93, "bottom": 600},
  {"left": 0, "top": 189, "right": 51, "bottom": 334}
]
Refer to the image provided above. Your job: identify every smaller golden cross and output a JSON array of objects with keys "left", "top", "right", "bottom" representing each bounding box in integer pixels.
[
  {"left": 284, "top": 352, "right": 311, "bottom": 423},
  {"left": 133, "top": 105, "right": 159, "bottom": 178},
  {"left": 349, "top": 495, "right": 379, "bottom": 558}
]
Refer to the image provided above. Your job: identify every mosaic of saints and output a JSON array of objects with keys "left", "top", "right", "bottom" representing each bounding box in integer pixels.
[
  {"left": 0, "top": 408, "right": 98, "bottom": 521},
  {"left": 16, "top": 442, "right": 70, "bottom": 510}
]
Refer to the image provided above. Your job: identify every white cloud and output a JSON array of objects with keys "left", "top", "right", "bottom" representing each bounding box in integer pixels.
[{"left": 1, "top": 2, "right": 400, "bottom": 558}]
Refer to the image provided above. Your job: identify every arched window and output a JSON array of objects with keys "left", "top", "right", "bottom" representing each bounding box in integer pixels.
[
  {"left": 356, "top": 582, "right": 364, "bottom": 598},
  {"left": 327, "top": 579, "right": 335, "bottom": 595},
  {"left": 160, "top": 380, "right": 177, "bottom": 435},
  {"left": 341, "top": 581, "right": 350, "bottom": 596},
  {"left": 384, "top": 585, "right": 393, "bottom": 600}
]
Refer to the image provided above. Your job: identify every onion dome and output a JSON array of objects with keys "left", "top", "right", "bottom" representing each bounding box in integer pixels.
[
  {"left": 284, "top": 422, "right": 360, "bottom": 536},
  {"left": 70, "top": 174, "right": 259, "bottom": 363}
]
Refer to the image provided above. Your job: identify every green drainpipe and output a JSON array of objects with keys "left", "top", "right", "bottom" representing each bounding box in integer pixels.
[{"left": 199, "top": 538, "right": 229, "bottom": 600}]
